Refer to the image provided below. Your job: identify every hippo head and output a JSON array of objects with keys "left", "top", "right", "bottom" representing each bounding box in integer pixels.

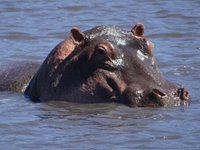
[{"left": 25, "top": 23, "right": 190, "bottom": 107}]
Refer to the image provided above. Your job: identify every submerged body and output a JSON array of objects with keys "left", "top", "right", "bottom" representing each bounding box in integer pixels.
[{"left": 21, "top": 23, "right": 190, "bottom": 107}]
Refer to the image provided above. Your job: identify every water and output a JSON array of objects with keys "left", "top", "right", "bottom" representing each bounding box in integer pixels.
[{"left": 0, "top": 0, "right": 200, "bottom": 149}]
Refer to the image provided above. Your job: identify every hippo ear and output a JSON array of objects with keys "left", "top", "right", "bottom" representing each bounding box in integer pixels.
[
  {"left": 147, "top": 40, "right": 154, "bottom": 56},
  {"left": 131, "top": 23, "right": 145, "bottom": 37},
  {"left": 70, "top": 27, "right": 85, "bottom": 45}
]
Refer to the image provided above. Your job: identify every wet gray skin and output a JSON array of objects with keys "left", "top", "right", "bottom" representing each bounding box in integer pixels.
[{"left": 24, "top": 24, "right": 190, "bottom": 107}]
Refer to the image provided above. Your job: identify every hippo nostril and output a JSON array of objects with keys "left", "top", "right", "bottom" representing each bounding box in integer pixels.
[
  {"left": 178, "top": 88, "right": 189, "bottom": 100},
  {"left": 152, "top": 89, "right": 166, "bottom": 97},
  {"left": 146, "top": 89, "right": 166, "bottom": 107}
]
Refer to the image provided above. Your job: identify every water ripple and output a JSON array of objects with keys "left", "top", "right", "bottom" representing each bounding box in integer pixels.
[
  {"left": 60, "top": 5, "right": 89, "bottom": 11},
  {"left": 174, "top": 65, "right": 197, "bottom": 76},
  {"left": 148, "top": 32, "right": 187, "bottom": 39},
  {"left": 0, "top": 32, "right": 41, "bottom": 40},
  {"left": 157, "top": 13, "right": 200, "bottom": 20}
]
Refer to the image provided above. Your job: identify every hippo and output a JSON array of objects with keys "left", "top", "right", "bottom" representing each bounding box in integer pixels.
[{"left": 19, "top": 23, "right": 190, "bottom": 107}]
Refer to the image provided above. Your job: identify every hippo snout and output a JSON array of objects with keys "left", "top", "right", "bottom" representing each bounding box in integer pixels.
[
  {"left": 146, "top": 88, "right": 190, "bottom": 107},
  {"left": 120, "top": 86, "right": 190, "bottom": 107},
  {"left": 177, "top": 88, "right": 190, "bottom": 101}
]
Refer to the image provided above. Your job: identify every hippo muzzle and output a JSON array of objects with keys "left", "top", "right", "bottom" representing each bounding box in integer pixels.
[{"left": 120, "top": 85, "right": 190, "bottom": 107}]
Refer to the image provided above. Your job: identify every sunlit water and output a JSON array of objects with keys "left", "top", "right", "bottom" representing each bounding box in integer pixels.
[{"left": 0, "top": 0, "right": 200, "bottom": 149}]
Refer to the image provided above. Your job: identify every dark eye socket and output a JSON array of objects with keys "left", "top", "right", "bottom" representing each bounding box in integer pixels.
[{"left": 96, "top": 46, "right": 106, "bottom": 55}]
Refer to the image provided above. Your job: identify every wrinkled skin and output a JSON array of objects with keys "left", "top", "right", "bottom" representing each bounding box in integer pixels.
[{"left": 24, "top": 23, "right": 190, "bottom": 107}]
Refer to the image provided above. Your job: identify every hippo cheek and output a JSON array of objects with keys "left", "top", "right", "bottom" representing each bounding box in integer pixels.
[
  {"left": 80, "top": 69, "right": 126, "bottom": 102},
  {"left": 105, "top": 74, "right": 127, "bottom": 101}
]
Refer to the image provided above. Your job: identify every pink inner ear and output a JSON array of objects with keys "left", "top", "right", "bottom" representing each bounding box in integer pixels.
[
  {"left": 71, "top": 28, "right": 85, "bottom": 43},
  {"left": 132, "top": 23, "right": 145, "bottom": 37}
]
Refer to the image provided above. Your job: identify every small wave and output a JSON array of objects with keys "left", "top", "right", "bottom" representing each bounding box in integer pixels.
[
  {"left": 60, "top": 5, "right": 88, "bottom": 11},
  {"left": 157, "top": 13, "right": 199, "bottom": 20},
  {"left": 0, "top": 32, "right": 40, "bottom": 40},
  {"left": 1, "top": 7, "right": 33, "bottom": 13},
  {"left": 147, "top": 32, "right": 187, "bottom": 39},
  {"left": 47, "top": 32, "right": 66, "bottom": 39},
  {"left": 0, "top": 91, "right": 18, "bottom": 104},
  {"left": 174, "top": 65, "right": 196, "bottom": 76}
]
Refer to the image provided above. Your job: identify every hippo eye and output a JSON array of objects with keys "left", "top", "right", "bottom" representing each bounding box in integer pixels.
[{"left": 96, "top": 46, "right": 106, "bottom": 55}]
